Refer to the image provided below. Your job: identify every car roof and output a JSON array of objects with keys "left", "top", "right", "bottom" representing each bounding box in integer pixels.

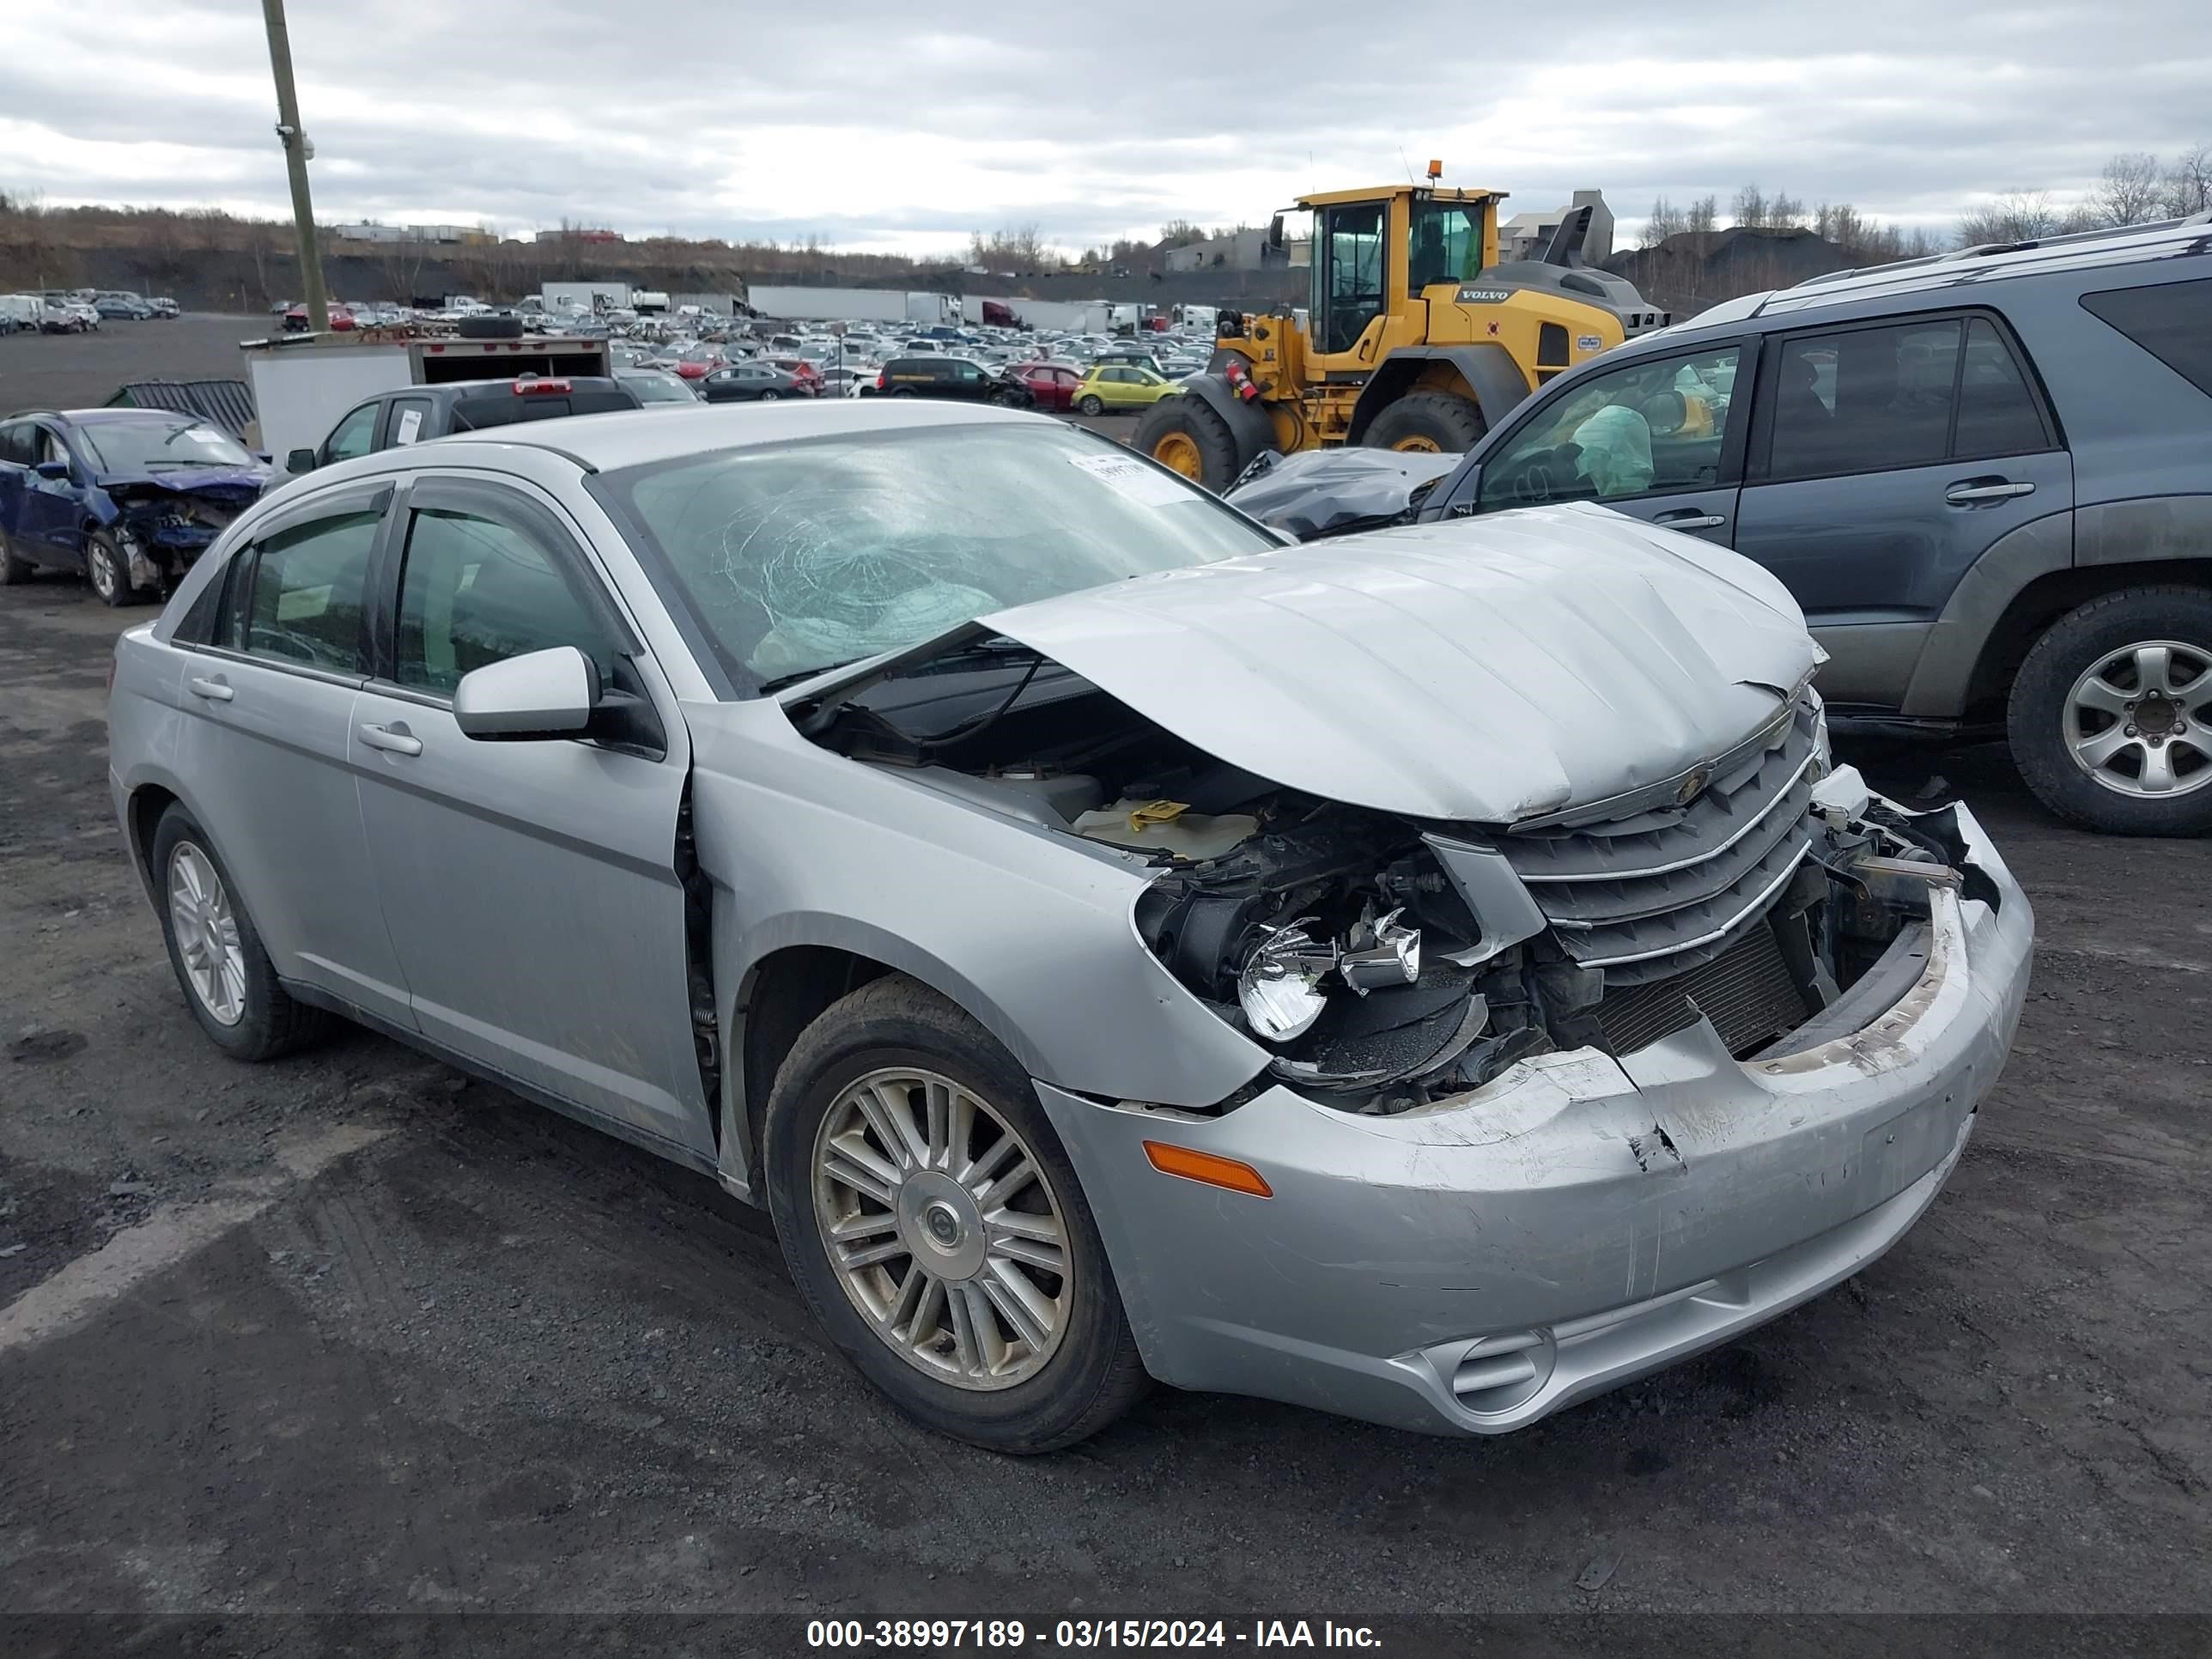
[
  {"left": 18, "top": 408, "right": 212, "bottom": 427},
  {"left": 1636, "top": 212, "right": 2212, "bottom": 350},
  {"left": 429, "top": 398, "right": 1042, "bottom": 471}
]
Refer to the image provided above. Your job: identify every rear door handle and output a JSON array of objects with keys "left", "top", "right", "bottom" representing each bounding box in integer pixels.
[
  {"left": 1654, "top": 511, "right": 1728, "bottom": 529},
  {"left": 357, "top": 722, "right": 422, "bottom": 757},
  {"left": 1946, "top": 480, "right": 2036, "bottom": 505},
  {"left": 186, "top": 675, "right": 233, "bottom": 702}
]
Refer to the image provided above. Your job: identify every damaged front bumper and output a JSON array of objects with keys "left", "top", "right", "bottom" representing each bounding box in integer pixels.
[{"left": 1035, "top": 802, "right": 2032, "bottom": 1435}]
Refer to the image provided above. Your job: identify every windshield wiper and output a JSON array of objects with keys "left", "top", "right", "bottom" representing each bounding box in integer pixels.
[{"left": 757, "top": 659, "right": 863, "bottom": 695}]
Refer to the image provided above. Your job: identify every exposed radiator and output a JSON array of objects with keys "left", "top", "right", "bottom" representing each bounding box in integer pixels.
[{"left": 1591, "top": 920, "right": 1811, "bottom": 1059}]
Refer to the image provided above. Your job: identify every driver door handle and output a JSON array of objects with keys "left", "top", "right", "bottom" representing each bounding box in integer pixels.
[
  {"left": 186, "top": 676, "right": 234, "bottom": 702},
  {"left": 358, "top": 722, "right": 422, "bottom": 757},
  {"left": 1654, "top": 510, "right": 1728, "bottom": 530},
  {"left": 1946, "top": 479, "right": 2036, "bottom": 505}
]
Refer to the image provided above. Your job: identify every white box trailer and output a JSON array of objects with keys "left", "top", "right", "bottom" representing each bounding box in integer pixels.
[
  {"left": 0, "top": 294, "right": 45, "bottom": 331},
  {"left": 748, "top": 287, "right": 961, "bottom": 326},
  {"left": 240, "top": 330, "right": 612, "bottom": 461}
]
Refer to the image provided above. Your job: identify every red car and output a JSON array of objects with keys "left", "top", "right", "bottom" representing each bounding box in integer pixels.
[
  {"left": 1010, "top": 362, "right": 1083, "bottom": 412},
  {"left": 281, "top": 302, "right": 356, "bottom": 333},
  {"left": 672, "top": 345, "right": 726, "bottom": 380},
  {"left": 766, "top": 357, "right": 826, "bottom": 394}
]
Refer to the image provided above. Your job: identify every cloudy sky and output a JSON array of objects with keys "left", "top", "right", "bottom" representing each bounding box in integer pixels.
[{"left": 4, "top": 1, "right": 2208, "bottom": 255}]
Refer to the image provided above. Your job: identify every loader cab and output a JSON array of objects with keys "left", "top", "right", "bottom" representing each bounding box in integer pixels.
[{"left": 1300, "top": 185, "right": 1504, "bottom": 378}]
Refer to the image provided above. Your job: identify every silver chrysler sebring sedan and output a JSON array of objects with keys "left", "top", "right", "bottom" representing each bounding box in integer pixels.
[{"left": 107, "top": 401, "right": 2033, "bottom": 1451}]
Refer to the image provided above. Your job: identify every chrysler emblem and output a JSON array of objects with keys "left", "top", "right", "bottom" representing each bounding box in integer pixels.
[{"left": 1675, "top": 764, "right": 1713, "bottom": 806}]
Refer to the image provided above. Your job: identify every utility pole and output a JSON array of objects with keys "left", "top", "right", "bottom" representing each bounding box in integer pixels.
[{"left": 261, "top": 0, "right": 327, "bottom": 331}]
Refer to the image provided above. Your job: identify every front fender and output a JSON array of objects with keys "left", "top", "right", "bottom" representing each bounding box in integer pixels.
[{"left": 685, "top": 699, "right": 1268, "bottom": 1109}]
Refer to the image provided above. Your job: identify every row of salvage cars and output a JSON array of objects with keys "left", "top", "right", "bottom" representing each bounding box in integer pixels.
[{"left": 101, "top": 398, "right": 2033, "bottom": 1451}]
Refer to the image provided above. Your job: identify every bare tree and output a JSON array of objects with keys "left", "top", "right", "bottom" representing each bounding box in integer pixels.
[
  {"left": 1958, "top": 189, "right": 2062, "bottom": 246},
  {"left": 1729, "top": 182, "right": 1768, "bottom": 228},
  {"left": 1685, "top": 195, "right": 1718, "bottom": 236},
  {"left": 2098, "top": 152, "right": 2166, "bottom": 226},
  {"left": 2160, "top": 143, "right": 2211, "bottom": 216},
  {"left": 1642, "top": 197, "right": 1686, "bottom": 246}
]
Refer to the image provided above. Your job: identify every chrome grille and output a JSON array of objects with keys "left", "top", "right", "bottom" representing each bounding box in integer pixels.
[{"left": 1502, "top": 700, "right": 1820, "bottom": 988}]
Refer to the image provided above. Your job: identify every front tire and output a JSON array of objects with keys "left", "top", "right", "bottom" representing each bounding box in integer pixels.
[
  {"left": 1362, "top": 390, "right": 1486, "bottom": 454},
  {"left": 149, "top": 805, "right": 332, "bottom": 1060},
  {"left": 2008, "top": 586, "right": 2212, "bottom": 835},
  {"left": 763, "top": 975, "right": 1150, "bottom": 1453},
  {"left": 84, "top": 531, "right": 139, "bottom": 607},
  {"left": 1133, "top": 392, "right": 1243, "bottom": 491}
]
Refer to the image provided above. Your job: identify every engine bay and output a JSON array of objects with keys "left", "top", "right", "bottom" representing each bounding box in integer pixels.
[{"left": 811, "top": 655, "right": 1983, "bottom": 1115}]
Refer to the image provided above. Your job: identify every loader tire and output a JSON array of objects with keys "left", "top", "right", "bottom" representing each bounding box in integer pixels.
[
  {"left": 1133, "top": 393, "right": 1243, "bottom": 492},
  {"left": 1363, "top": 392, "right": 1486, "bottom": 455}
]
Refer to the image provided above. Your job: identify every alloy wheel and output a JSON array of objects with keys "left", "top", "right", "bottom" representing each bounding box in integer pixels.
[
  {"left": 167, "top": 843, "right": 247, "bottom": 1024},
  {"left": 86, "top": 540, "right": 119, "bottom": 601},
  {"left": 811, "top": 1067, "right": 1071, "bottom": 1391},
  {"left": 2063, "top": 639, "right": 2212, "bottom": 799}
]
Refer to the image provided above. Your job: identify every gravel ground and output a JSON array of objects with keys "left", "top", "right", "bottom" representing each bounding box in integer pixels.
[{"left": 2, "top": 324, "right": 2209, "bottom": 1646}]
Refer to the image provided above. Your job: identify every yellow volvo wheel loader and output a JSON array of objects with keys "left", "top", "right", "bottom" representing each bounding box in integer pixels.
[{"left": 1135, "top": 170, "right": 1670, "bottom": 491}]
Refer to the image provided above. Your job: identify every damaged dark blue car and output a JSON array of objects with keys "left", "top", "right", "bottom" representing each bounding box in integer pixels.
[{"left": 0, "top": 410, "right": 272, "bottom": 605}]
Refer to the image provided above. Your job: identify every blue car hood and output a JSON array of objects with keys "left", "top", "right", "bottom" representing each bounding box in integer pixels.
[{"left": 95, "top": 466, "right": 270, "bottom": 498}]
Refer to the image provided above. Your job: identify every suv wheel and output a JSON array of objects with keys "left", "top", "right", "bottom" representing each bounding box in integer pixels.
[
  {"left": 2008, "top": 586, "right": 2212, "bottom": 835},
  {"left": 763, "top": 975, "right": 1150, "bottom": 1453},
  {"left": 83, "top": 531, "right": 140, "bottom": 608},
  {"left": 150, "top": 805, "right": 332, "bottom": 1059}
]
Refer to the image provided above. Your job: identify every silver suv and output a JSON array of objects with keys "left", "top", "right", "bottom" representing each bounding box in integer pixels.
[{"left": 106, "top": 401, "right": 2032, "bottom": 1450}]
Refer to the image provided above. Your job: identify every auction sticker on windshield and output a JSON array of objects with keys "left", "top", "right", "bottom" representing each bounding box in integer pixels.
[
  {"left": 1068, "top": 453, "right": 1194, "bottom": 507},
  {"left": 394, "top": 408, "right": 423, "bottom": 445}
]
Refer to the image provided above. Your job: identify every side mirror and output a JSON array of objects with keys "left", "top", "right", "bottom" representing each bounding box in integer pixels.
[
  {"left": 286, "top": 447, "right": 316, "bottom": 474},
  {"left": 1267, "top": 213, "right": 1285, "bottom": 252},
  {"left": 453, "top": 646, "right": 599, "bottom": 740},
  {"left": 34, "top": 459, "right": 70, "bottom": 481}
]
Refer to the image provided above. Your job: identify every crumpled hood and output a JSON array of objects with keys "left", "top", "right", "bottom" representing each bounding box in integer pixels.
[
  {"left": 980, "top": 502, "right": 1820, "bottom": 823},
  {"left": 1225, "top": 446, "right": 1462, "bottom": 539},
  {"left": 97, "top": 466, "right": 270, "bottom": 504}
]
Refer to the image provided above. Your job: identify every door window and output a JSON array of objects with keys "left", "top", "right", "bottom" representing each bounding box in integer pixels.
[
  {"left": 1318, "top": 202, "right": 1387, "bottom": 354},
  {"left": 1763, "top": 320, "right": 1962, "bottom": 482},
  {"left": 228, "top": 511, "right": 379, "bottom": 672},
  {"left": 387, "top": 398, "right": 432, "bottom": 447},
  {"left": 0, "top": 422, "right": 32, "bottom": 466},
  {"left": 1409, "top": 201, "right": 1480, "bottom": 295},
  {"left": 1954, "top": 319, "right": 2052, "bottom": 459},
  {"left": 321, "top": 402, "right": 380, "bottom": 465},
  {"left": 1479, "top": 345, "right": 1742, "bottom": 510},
  {"left": 393, "top": 507, "right": 613, "bottom": 696}
]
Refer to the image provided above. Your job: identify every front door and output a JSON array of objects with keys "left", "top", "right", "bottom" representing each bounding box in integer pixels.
[
  {"left": 172, "top": 488, "right": 414, "bottom": 1026},
  {"left": 1310, "top": 200, "right": 1392, "bottom": 372},
  {"left": 20, "top": 423, "right": 89, "bottom": 566},
  {"left": 348, "top": 477, "right": 709, "bottom": 1155},
  {"left": 1732, "top": 313, "right": 2073, "bottom": 707},
  {"left": 1460, "top": 339, "right": 1751, "bottom": 546}
]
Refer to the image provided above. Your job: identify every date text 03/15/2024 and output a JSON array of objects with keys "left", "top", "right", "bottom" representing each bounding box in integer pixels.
[{"left": 805, "top": 1620, "right": 1382, "bottom": 1649}]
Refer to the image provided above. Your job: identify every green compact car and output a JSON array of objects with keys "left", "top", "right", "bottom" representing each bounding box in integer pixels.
[{"left": 1073, "top": 363, "right": 1181, "bottom": 415}]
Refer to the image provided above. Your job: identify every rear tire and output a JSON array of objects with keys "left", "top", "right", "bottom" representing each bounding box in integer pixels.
[
  {"left": 1133, "top": 392, "right": 1243, "bottom": 492},
  {"left": 763, "top": 975, "right": 1150, "bottom": 1454},
  {"left": 1362, "top": 391, "right": 1486, "bottom": 454},
  {"left": 892, "top": 388, "right": 917, "bottom": 398},
  {"left": 1077, "top": 395, "right": 1104, "bottom": 416},
  {"left": 149, "top": 805, "right": 332, "bottom": 1060},
  {"left": 760, "top": 389, "right": 781, "bottom": 401},
  {"left": 2007, "top": 585, "right": 2212, "bottom": 836}
]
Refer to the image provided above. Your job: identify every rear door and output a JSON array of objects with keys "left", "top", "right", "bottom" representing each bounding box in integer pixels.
[
  {"left": 348, "top": 475, "right": 708, "bottom": 1154},
  {"left": 1731, "top": 312, "right": 2071, "bottom": 707},
  {"left": 168, "top": 485, "right": 413, "bottom": 1025},
  {"left": 1451, "top": 338, "right": 1752, "bottom": 545}
]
